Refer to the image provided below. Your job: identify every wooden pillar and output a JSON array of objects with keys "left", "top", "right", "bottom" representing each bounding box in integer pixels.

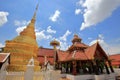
[
  {"left": 61, "top": 63, "right": 63, "bottom": 73},
  {"left": 92, "top": 60, "right": 99, "bottom": 75},
  {"left": 66, "top": 62, "right": 69, "bottom": 73},
  {"left": 108, "top": 60, "right": 114, "bottom": 73},
  {"left": 54, "top": 51, "right": 56, "bottom": 70},
  {"left": 57, "top": 63, "right": 59, "bottom": 69},
  {"left": 72, "top": 61, "right": 77, "bottom": 75},
  {"left": 65, "top": 62, "right": 67, "bottom": 73},
  {"left": 87, "top": 61, "right": 92, "bottom": 74},
  {"left": 77, "top": 61, "right": 81, "bottom": 74},
  {"left": 68, "top": 62, "right": 70, "bottom": 73},
  {"left": 63, "top": 63, "right": 66, "bottom": 73},
  {"left": 76, "top": 61, "right": 79, "bottom": 73},
  {"left": 79, "top": 61, "right": 82, "bottom": 74},
  {"left": 99, "top": 64, "right": 103, "bottom": 74},
  {"left": 59, "top": 62, "right": 62, "bottom": 71},
  {"left": 70, "top": 62, "right": 73, "bottom": 73},
  {"left": 104, "top": 62, "right": 110, "bottom": 74}
]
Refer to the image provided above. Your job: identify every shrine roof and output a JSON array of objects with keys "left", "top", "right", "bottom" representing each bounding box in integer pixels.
[
  {"left": 0, "top": 53, "right": 10, "bottom": 63},
  {"left": 37, "top": 42, "right": 108, "bottom": 64},
  {"left": 68, "top": 43, "right": 88, "bottom": 51},
  {"left": 57, "top": 50, "right": 69, "bottom": 61},
  {"left": 109, "top": 54, "right": 120, "bottom": 66},
  {"left": 109, "top": 54, "right": 120, "bottom": 61},
  {"left": 85, "top": 42, "right": 108, "bottom": 60},
  {"left": 111, "top": 61, "right": 120, "bottom": 66},
  {"left": 38, "top": 47, "right": 54, "bottom": 57},
  {"left": 85, "top": 43, "right": 97, "bottom": 59},
  {"left": 38, "top": 57, "right": 54, "bottom": 65},
  {"left": 65, "top": 51, "right": 88, "bottom": 61}
]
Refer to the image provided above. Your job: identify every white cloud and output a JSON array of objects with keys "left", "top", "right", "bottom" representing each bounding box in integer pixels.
[
  {"left": 60, "top": 41, "right": 69, "bottom": 50},
  {"left": 88, "top": 37, "right": 92, "bottom": 40},
  {"left": 36, "top": 30, "right": 52, "bottom": 40},
  {"left": 15, "top": 20, "right": 54, "bottom": 41},
  {"left": 58, "top": 30, "right": 72, "bottom": 50},
  {"left": 89, "top": 39, "right": 108, "bottom": 48},
  {"left": 0, "top": 11, "right": 9, "bottom": 27},
  {"left": 51, "top": 30, "right": 72, "bottom": 50},
  {"left": 0, "top": 43, "right": 5, "bottom": 47},
  {"left": 60, "top": 30, "right": 71, "bottom": 41},
  {"left": 14, "top": 20, "right": 30, "bottom": 34},
  {"left": 89, "top": 34, "right": 120, "bottom": 55},
  {"left": 47, "top": 26, "right": 56, "bottom": 34},
  {"left": 80, "top": 0, "right": 120, "bottom": 30},
  {"left": 49, "top": 10, "right": 60, "bottom": 22},
  {"left": 16, "top": 26, "right": 26, "bottom": 34},
  {"left": 89, "top": 34, "right": 108, "bottom": 47},
  {"left": 107, "top": 44, "right": 120, "bottom": 54},
  {"left": 14, "top": 20, "right": 29, "bottom": 26},
  {"left": 54, "top": 38, "right": 70, "bottom": 51},
  {"left": 76, "top": 0, "right": 84, "bottom": 6},
  {"left": 115, "top": 38, "right": 120, "bottom": 43},
  {"left": 75, "top": 9, "right": 81, "bottom": 15}
]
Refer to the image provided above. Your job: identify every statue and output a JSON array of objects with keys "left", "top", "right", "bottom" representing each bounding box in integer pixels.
[{"left": 28, "top": 57, "right": 34, "bottom": 66}]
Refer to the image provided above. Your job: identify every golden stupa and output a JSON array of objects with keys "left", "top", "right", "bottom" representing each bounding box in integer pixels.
[{"left": 3, "top": 4, "right": 40, "bottom": 71}]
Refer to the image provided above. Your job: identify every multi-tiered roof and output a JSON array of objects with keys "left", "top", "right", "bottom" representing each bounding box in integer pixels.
[{"left": 38, "top": 34, "right": 108, "bottom": 65}]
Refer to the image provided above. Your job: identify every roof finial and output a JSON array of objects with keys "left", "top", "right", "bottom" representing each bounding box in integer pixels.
[
  {"left": 31, "top": 3, "right": 39, "bottom": 23},
  {"left": 96, "top": 35, "right": 100, "bottom": 43},
  {"left": 73, "top": 27, "right": 77, "bottom": 36}
]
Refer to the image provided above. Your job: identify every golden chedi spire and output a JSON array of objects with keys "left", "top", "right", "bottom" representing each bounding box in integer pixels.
[{"left": 3, "top": 4, "right": 40, "bottom": 71}]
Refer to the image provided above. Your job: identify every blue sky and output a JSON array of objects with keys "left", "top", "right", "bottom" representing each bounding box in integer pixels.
[{"left": 0, "top": 0, "right": 120, "bottom": 54}]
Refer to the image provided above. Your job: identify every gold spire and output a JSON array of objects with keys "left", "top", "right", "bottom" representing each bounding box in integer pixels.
[
  {"left": 13, "top": 3, "right": 39, "bottom": 42},
  {"left": 3, "top": 4, "right": 40, "bottom": 71},
  {"left": 31, "top": 3, "right": 39, "bottom": 23}
]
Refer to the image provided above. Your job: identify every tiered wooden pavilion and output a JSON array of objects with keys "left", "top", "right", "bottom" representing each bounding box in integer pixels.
[{"left": 38, "top": 34, "right": 114, "bottom": 75}]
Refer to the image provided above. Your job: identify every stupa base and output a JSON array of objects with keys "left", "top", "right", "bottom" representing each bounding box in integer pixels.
[{"left": 7, "top": 64, "right": 41, "bottom": 72}]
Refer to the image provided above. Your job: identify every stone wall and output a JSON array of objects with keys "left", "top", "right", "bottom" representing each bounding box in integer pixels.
[{"left": 1, "top": 70, "right": 61, "bottom": 80}]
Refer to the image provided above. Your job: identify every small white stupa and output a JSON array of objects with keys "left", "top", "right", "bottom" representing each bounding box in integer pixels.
[{"left": 28, "top": 57, "right": 34, "bottom": 66}]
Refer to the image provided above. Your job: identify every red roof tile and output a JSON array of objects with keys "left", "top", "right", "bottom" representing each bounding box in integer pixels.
[
  {"left": 85, "top": 42, "right": 108, "bottom": 60},
  {"left": 111, "top": 61, "right": 120, "bottom": 66},
  {"left": 38, "top": 48, "right": 54, "bottom": 57},
  {"left": 57, "top": 50, "right": 69, "bottom": 61},
  {"left": 37, "top": 42, "right": 108, "bottom": 65},
  {"left": 38, "top": 57, "right": 54, "bottom": 65},
  {"left": 68, "top": 43, "right": 88, "bottom": 51},
  {"left": 38, "top": 48, "right": 55, "bottom": 65},
  {"left": 109, "top": 54, "right": 120, "bottom": 61},
  {"left": 66, "top": 51, "right": 88, "bottom": 61},
  {"left": 85, "top": 43, "right": 97, "bottom": 59},
  {"left": 109, "top": 54, "right": 120, "bottom": 66}
]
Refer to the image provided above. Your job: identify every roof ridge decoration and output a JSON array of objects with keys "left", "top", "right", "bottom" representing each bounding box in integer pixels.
[
  {"left": 86, "top": 42, "right": 108, "bottom": 60},
  {"left": 68, "top": 34, "right": 88, "bottom": 51},
  {"left": 72, "top": 50, "right": 76, "bottom": 59},
  {"left": 0, "top": 53, "right": 10, "bottom": 63},
  {"left": 72, "top": 34, "right": 82, "bottom": 44}
]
